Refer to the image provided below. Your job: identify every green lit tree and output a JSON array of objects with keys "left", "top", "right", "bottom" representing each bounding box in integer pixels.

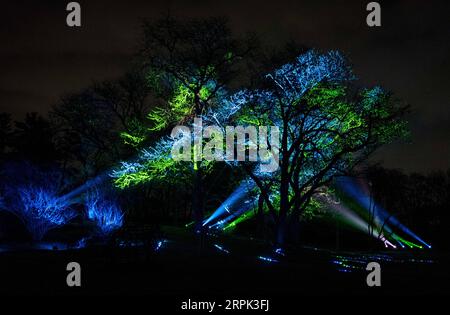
[
  {"left": 127, "top": 16, "right": 255, "bottom": 230},
  {"left": 230, "top": 50, "right": 408, "bottom": 245}
]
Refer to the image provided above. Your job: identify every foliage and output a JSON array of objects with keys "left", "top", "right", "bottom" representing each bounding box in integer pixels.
[
  {"left": 0, "top": 162, "right": 75, "bottom": 240},
  {"left": 85, "top": 189, "right": 124, "bottom": 235},
  {"left": 112, "top": 137, "right": 188, "bottom": 188},
  {"left": 13, "top": 185, "right": 75, "bottom": 240},
  {"left": 223, "top": 50, "right": 408, "bottom": 244}
]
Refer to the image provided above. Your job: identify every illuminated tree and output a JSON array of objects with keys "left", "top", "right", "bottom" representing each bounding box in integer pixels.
[
  {"left": 114, "top": 16, "right": 255, "bottom": 230},
  {"left": 0, "top": 163, "right": 75, "bottom": 240},
  {"left": 141, "top": 16, "right": 252, "bottom": 120},
  {"left": 9, "top": 185, "right": 75, "bottom": 241},
  {"left": 113, "top": 41, "right": 406, "bottom": 245},
  {"left": 85, "top": 189, "right": 124, "bottom": 236},
  {"left": 228, "top": 50, "right": 408, "bottom": 245}
]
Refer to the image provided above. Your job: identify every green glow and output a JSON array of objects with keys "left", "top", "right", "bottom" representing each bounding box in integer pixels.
[
  {"left": 222, "top": 199, "right": 275, "bottom": 231},
  {"left": 119, "top": 118, "right": 149, "bottom": 148},
  {"left": 114, "top": 154, "right": 179, "bottom": 189},
  {"left": 392, "top": 234, "right": 423, "bottom": 249},
  {"left": 303, "top": 198, "right": 327, "bottom": 221},
  {"left": 114, "top": 170, "right": 151, "bottom": 189},
  {"left": 147, "top": 107, "right": 170, "bottom": 131},
  {"left": 399, "top": 238, "right": 422, "bottom": 249},
  {"left": 147, "top": 81, "right": 214, "bottom": 132},
  {"left": 199, "top": 85, "right": 212, "bottom": 101},
  {"left": 193, "top": 143, "right": 199, "bottom": 171},
  {"left": 223, "top": 209, "right": 258, "bottom": 231},
  {"left": 224, "top": 51, "right": 233, "bottom": 63},
  {"left": 148, "top": 83, "right": 193, "bottom": 131},
  {"left": 120, "top": 132, "right": 146, "bottom": 147}
]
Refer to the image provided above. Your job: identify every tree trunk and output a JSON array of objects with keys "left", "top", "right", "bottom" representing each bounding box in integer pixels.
[
  {"left": 192, "top": 97, "right": 204, "bottom": 233},
  {"left": 257, "top": 194, "right": 265, "bottom": 238},
  {"left": 277, "top": 123, "right": 289, "bottom": 247},
  {"left": 192, "top": 165, "right": 204, "bottom": 232},
  {"left": 276, "top": 215, "right": 287, "bottom": 247},
  {"left": 288, "top": 214, "right": 302, "bottom": 244}
]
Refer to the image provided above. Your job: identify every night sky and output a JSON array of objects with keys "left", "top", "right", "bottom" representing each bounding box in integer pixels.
[{"left": 0, "top": 0, "right": 449, "bottom": 173}]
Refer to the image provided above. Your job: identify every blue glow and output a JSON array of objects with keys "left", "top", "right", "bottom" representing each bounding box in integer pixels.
[
  {"left": 58, "top": 173, "right": 109, "bottom": 205},
  {"left": 336, "top": 177, "right": 430, "bottom": 248},
  {"left": 75, "top": 237, "right": 89, "bottom": 249},
  {"left": 394, "top": 238, "right": 405, "bottom": 249},
  {"left": 330, "top": 253, "right": 434, "bottom": 273},
  {"left": 155, "top": 240, "right": 166, "bottom": 251},
  {"left": 337, "top": 268, "right": 352, "bottom": 273},
  {"left": 118, "top": 240, "right": 145, "bottom": 248},
  {"left": 111, "top": 137, "right": 175, "bottom": 183},
  {"left": 315, "top": 191, "right": 398, "bottom": 248},
  {"left": 85, "top": 190, "right": 124, "bottom": 235},
  {"left": 209, "top": 205, "right": 255, "bottom": 230},
  {"left": 214, "top": 244, "right": 230, "bottom": 254},
  {"left": 203, "top": 179, "right": 256, "bottom": 226},
  {"left": 33, "top": 242, "right": 70, "bottom": 251},
  {"left": 11, "top": 185, "right": 76, "bottom": 240},
  {"left": 258, "top": 256, "right": 279, "bottom": 263}
]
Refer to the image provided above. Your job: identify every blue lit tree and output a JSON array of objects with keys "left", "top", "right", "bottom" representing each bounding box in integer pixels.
[
  {"left": 13, "top": 185, "right": 75, "bottom": 241},
  {"left": 85, "top": 188, "right": 124, "bottom": 236},
  {"left": 0, "top": 162, "right": 76, "bottom": 241}
]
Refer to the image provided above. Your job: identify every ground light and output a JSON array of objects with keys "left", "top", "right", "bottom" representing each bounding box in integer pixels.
[
  {"left": 214, "top": 244, "right": 230, "bottom": 254},
  {"left": 258, "top": 256, "right": 279, "bottom": 263},
  {"left": 155, "top": 240, "right": 166, "bottom": 251}
]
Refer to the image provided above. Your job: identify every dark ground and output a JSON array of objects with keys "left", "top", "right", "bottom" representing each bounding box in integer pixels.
[{"left": 0, "top": 226, "right": 449, "bottom": 309}]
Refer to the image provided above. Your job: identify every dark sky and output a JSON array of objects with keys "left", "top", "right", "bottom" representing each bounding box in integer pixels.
[{"left": 0, "top": 0, "right": 449, "bottom": 173}]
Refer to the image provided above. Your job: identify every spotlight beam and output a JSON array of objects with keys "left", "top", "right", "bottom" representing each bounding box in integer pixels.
[
  {"left": 336, "top": 177, "right": 430, "bottom": 248},
  {"left": 203, "top": 179, "right": 255, "bottom": 226}
]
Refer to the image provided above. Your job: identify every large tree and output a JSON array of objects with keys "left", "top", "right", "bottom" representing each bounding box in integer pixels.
[{"left": 228, "top": 50, "right": 408, "bottom": 245}]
